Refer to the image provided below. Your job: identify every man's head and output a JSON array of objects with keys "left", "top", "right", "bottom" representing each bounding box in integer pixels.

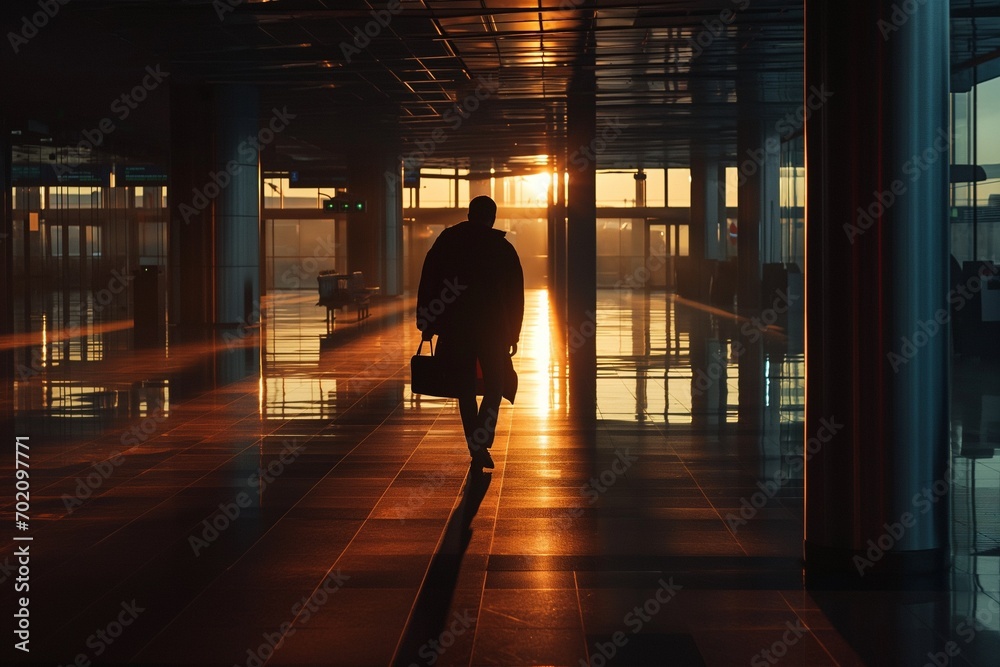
[{"left": 468, "top": 196, "right": 498, "bottom": 227}]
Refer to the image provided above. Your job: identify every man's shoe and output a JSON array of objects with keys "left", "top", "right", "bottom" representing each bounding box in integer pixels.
[{"left": 471, "top": 449, "right": 495, "bottom": 470}]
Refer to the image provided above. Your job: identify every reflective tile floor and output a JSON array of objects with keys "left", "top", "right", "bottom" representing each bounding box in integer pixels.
[{"left": 1, "top": 289, "right": 998, "bottom": 666}]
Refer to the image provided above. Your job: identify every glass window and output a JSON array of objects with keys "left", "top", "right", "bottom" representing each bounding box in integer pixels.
[
  {"left": 645, "top": 169, "right": 665, "bottom": 207},
  {"left": 596, "top": 171, "right": 637, "bottom": 207},
  {"left": 667, "top": 169, "right": 691, "bottom": 207},
  {"left": 951, "top": 74, "right": 1000, "bottom": 262},
  {"left": 419, "top": 176, "right": 452, "bottom": 207}
]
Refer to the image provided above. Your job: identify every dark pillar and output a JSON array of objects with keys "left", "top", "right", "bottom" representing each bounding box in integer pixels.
[
  {"left": 213, "top": 84, "right": 260, "bottom": 326},
  {"left": 547, "top": 152, "right": 557, "bottom": 292},
  {"left": 690, "top": 154, "right": 727, "bottom": 299},
  {"left": 553, "top": 147, "right": 568, "bottom": 319},
  {"left": 1, "top": 117, "right": 13, "bottom": 445},
  {"left": 736, "top": 115, "right": 771, "bottom": 312},
  {"left": 169, "top": 84, "right": 213, "bottom": 330},
  {"left": 805, "top": 0, "right": 950, "bottom": 577},
  {"left": 348, "top": 150, "right": 403, "bottom": 296},
  {"left": 566, "top": 67, "right": 597, "bottom": 416}
]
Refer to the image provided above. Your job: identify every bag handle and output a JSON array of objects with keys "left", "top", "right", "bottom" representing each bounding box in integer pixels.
[{"left": 416, "top": 338, "right": 435, "bottom": 356}]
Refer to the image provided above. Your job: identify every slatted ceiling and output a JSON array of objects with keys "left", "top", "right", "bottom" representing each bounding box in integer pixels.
[{"left": 5, "top": 0, "right": 816, "bottom": 171}]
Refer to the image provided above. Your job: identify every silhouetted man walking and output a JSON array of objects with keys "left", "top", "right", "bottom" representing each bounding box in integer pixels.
[{"left": 416, "top": 196, "right": 524, "bottom": 470}]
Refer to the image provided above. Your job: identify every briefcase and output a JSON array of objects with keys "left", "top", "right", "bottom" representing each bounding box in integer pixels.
[
  {"left": 410, "top": 339, "right": 461, "bottom": 398},
  {"left": 410, "top": 339, "right": 518, "bottom": 403}
]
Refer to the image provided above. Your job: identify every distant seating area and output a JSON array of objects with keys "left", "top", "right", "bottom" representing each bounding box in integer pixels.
[{"left": 317, "top": 270, "right": 380, "bottom": 330}]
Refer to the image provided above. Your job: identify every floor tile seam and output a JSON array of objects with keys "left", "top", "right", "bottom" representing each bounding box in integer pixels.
[
  {"left": 0, "top": 404, "right": 285, "bottom": 515},
  {"left": 463, "top": 400, "right": 518, "bottom": 667},
  {"left": 614, "top": 416, "right": 753, "bottom": 559},
  {"left": 131, "top": 406, "right": 418, "bottom": 663},
  {"left": 39, "top": 410, "right": 324, "bottom": 604},
  {"left": 254, "top": 391, "right": 456, "bottom": 661},
  {"left": 5, "top": 410, "right": 298, "bottom": 563},
  {"left": 776, "top": 592, "right": 847, "bottom": 667},
  {"left": 10, "top": 376, "right": 260, "bottom": 468},
  {"left": 385, "top": 414, "right": 472, "bottom": 666},
  {"left": 571, "top": 571, "right": 592, "bottom": 667},
  {"left": 40, "top": 401, "right": 349, "bottom": 606}
]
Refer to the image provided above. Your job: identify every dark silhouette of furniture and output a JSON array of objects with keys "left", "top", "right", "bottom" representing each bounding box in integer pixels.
[{"left": 317, "top": 271, "right": 379, "bottom": 330}]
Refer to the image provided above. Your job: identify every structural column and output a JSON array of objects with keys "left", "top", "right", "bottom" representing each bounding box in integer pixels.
[
  {"left": 690, "top": 155, "right": 727, "bottom": 263},
  {"left": 566, "top": 67, "right": 597, "bottom": 415},
  {"left": 690, "top": 153, "right": 728, "bottom": 302},
  {"left": 169, "top": 84, "right": 214, "bottom": 330},
  {"left": 552, "top": 141, "right": 568, "bottom": 319},
  {"left": 348, "top": 150, "right": 403, "bottom": 297},
  {"left": 168, "top": 83, "right": 262, "bottom": 330},
  {"left": 804, "top": 0, "right": 950, "bottom": 576},
  {"left": 1, "top": 116, "right": 14, "bottom": 445},
  {"left": 213, "top": 84, "right": 260, "bottom": 326},
  {"left": 735, "top": 116, "right": 779, "bottom": 312}
]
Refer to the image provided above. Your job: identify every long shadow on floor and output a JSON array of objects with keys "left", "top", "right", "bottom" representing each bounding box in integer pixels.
[{"left": 391, "top": 469, "right": 491, "bottom": 666}]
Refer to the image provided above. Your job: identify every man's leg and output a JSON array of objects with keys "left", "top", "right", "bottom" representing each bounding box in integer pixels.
[
  {"left": 437, "top": 336, "right": 482, "bottom": 457},
  {"left": 457, "top": 393, "right": 481, "bottom": 453},
  {"left": 474, "top": 345, "right": 506, "bottom": 449}
]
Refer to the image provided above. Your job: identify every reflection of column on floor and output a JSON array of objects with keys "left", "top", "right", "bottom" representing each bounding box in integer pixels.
[
  {"left": 629, "top": 169, "right": 646, "bottom": 284},
  {"left": 632, "top": 286, "right": 650, "bottom": 422},
  {"left": 566, "top": 60, "right": 597, "bottom": 419},
  {"left": 689, "top": 312, "right": 725, "bottom": 427}
]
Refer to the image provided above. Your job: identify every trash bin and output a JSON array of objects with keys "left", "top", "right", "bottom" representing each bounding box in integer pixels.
[{"left": 133, "top": 265, "right": 163, "bottom": 345}]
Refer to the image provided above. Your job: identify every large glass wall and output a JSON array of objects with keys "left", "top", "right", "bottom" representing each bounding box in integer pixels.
[
  {"left": 779, "top": 135, "right": 806, "bottom": 268},
  {"left": 952, "top": 75, "right": 1000, "bottom": 264}
]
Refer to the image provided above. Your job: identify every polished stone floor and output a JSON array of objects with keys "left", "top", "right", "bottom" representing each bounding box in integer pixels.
[{"left": 1, "top": 288, "right": 998, "bottom": 666}]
